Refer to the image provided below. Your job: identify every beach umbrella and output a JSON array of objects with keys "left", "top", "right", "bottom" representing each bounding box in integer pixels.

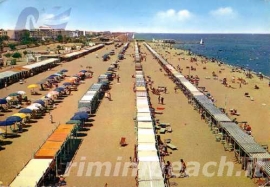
[
  {"left": 17, "top": 91, "right": 26, "bottom": 95},
  {"left": 63, "top": 82, "right": 72, "bottom": 86},
  {"left": 80, "top": 70, "right": 87, "bottom": 73},
  {"left": 54, "top": 87, "right": 65, "bottom": 92},
  {"left": 78, "top": 107, "right": 91, "bottom": 113},
  {"left": 26, "top": 105, "right": 39, "bottom": 110},
  {"left": 0, "top": 120, "right": 15, "bottom": 126},
  {"left": 18, "top": 108, "right": 32, "bottom": 114},
  {"left": 31, "top": 103, "right": 43, "bottom": 108},
  {"left": 0, "top": 98, "right": 7, "bottom": 104},
  {"left": 8, "top": 92, "right": 20, "bottom": 97},
  {"left": 33, "top": 100, "right": 45, "bottom": 106},
  {"left": 70, "top": 114, "right": 88, "bottom": 121},
  {"left": 47, "top": 75, "right": 57, "bottom": 80},
  {"left": 60, "top": 69, "right": 68, "bottom": 73},
  {"left": 74, "top": 111, "right": 88, "bottom": 116},
  {"left": 53, "top": 73, "right": 63, "bottom": 76},
  {"left": 0, "top": 120, "right": 16, "bottom": 136},
  {"left": 12, "top": 113, "right": 28, "bottom": 119},
  {"left": 6, "top": 116, "right": 22, "bottom": 123},
  {"left": 27, "top": 84, "right": 38, "bottom": 89}
]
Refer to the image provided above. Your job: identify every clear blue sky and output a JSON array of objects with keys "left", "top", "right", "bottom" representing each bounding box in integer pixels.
[{"left": 0, "top": 0, "right": 269, "bottom": 33}]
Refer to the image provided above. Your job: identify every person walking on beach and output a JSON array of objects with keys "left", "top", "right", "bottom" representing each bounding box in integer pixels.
[
  {"left": 174, "top": 86, "right": 177, "bottom": 93},
  {"left": 4, "top": 81, "right": 7, "bottom": 90},
  {"left": 117, "top": 75, "right": 120, "bottom": 83},
  {"left": 50, "top": 114, "right": 53, "bottom": 124},
  {"left": 161, "top": 96, "right": 164, "bottom": 105},
  {"left": 179, "top": 159, "right": 188, "bottom": 178},
  {"left": 158, "top": 95, "right": 161, "bottom": 104}
]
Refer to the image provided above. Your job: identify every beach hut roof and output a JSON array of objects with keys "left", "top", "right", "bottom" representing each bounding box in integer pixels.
[
  {"left": 0, "top": 71, "right": 20, "bottom": 80},
  {"left": 22, "top": 58, "right": 59, "bottom": 70},
  {"left": 9, "top": 159, "right": 53, "bottom": 187},
  {"left": 137, "top": 161, "right": 164, "bottom": 180}
]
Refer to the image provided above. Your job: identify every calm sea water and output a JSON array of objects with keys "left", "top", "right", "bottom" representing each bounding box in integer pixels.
[{"left": 135, "top": 33, "right": 270, "bottom": 76}]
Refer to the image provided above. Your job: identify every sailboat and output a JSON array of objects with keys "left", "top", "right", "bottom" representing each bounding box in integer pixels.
[{"left": 200, "top": 38, "right": 204, "bottom": 45}]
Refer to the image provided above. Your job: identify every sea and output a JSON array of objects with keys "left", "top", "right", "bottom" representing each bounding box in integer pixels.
[{"left": 134, "top": 33, "right": 270, "bottom": 76}]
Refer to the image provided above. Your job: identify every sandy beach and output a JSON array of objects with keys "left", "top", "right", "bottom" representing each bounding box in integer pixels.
[{"left": 0, "top": 40, "right": 268, "bottom": 186}]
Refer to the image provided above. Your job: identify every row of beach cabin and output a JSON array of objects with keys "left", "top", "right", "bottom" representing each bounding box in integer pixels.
[{"left": 134, "top": 41, "right": 165, "bottom": 187}]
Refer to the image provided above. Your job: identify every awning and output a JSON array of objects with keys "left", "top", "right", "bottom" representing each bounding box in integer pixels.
[
  {"left": 0, "top": 71, "right": 20, "bottom": 80},
  {"left": 22, "top": 58, "right": 59, "bottom": 70},
  {"left": 9, "top": 159, "right": 52, "bottom": 187}
]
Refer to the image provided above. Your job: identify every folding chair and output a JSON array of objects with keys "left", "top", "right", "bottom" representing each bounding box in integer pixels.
[{"left": 120, "top": 137, "right": 127, "bottom": 146}]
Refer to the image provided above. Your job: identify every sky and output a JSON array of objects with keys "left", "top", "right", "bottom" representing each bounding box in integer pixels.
[{"left": 0, "top": 0, "right": 270, "bottom": 33}]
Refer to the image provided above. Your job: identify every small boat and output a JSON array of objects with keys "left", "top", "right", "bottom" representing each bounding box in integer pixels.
[{"left": 200, "top": 38, "right": 204, "bottom": 45}]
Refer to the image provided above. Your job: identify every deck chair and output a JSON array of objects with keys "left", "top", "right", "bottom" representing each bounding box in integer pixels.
[{"left": 120, "top": 137, "right": 127, "bottom": 146}]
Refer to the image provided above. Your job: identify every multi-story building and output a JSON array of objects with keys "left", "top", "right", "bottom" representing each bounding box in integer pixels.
[{"left": 0, "top": 29, "right": 8, "bottom": 37}]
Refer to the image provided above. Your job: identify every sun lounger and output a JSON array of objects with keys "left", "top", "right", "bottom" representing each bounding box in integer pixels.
[
  {"left": 159, "top": 123, "right": 170, "bottom": 128},
  {"left": 167, "top": 143, "right": 177, "bottom": 150},
  {"left": 160, "top": 128, "right": 166, "bottom": 134},
  {"left": 166, "top": 126, "right": 172, "bottom": 133},
  {"left": 224, "top": 143, "right": 233, "bottom": 151}
]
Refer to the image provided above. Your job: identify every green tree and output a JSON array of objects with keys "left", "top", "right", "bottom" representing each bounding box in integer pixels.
[
  {"left": 56, "top": 35, "right": 63, "bottom": 43},
  {"left": 0, "top": 35, "right": 9, "bottom": 52},
  {"left": 8, "top": 43, "right": 16, "bottom": 51},
  {"left": 12, "top": 52, "right": 22, "bottom": 59},
  {"left": 20, "top": 30, "right": 32, "bottom": 45},
  {"left": 10, "top": 59, "right": 16, "bottom": 65},
  {"left": 23, "top": 50, "right": 28, "bottom": 56},
  {"left": 4, "top": 52, "right": 12, "bottom": 58}
]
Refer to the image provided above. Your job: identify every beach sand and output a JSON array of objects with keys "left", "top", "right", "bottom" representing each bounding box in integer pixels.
[{"left": 0, "top": 40, "right": 268, "bottom": 187}]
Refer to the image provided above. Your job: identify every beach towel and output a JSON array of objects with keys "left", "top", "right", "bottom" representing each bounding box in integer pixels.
[{"left": 156, "top": 107, "right": 165, "bottom": 110}]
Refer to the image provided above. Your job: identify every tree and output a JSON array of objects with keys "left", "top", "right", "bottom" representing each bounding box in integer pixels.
[
  {"left": 10, "top": 59, "right": 16, "bottom": 65},
  {"left": 4, "top": 52, "right": 12, "bottom": 58},
  {"left": 0, "top": 35, "right": 9, "bottom": 52},
  {"left": 56, "top": 35, "right": 63, "bottom": 43},
  {"left": 20, "top": 30, "right": 32, "bottom": 45},
  {"left": 23, "top": 50, "right": 28, "bottom": 56},
  {"left": 12, "top": 52, "right": 22, "bottom": 59},
  {"left": 8, "top": 43, "right": 16, "bottom": 51}
]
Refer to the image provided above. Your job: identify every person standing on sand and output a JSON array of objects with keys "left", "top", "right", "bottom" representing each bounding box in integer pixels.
[
  {"left": 50, "top": 114, "right": 53, "bottom": 124},
  {"left": 179, "top": 159, "right": 188, "bottom": 178},
  {"left": 5, "top": 81, "right": 7, "bottom": 89},
  {"left": 161, "top": 96, "right": 164, "bottom": 105},
  {"left": 158, "top": 95, "right": 161, "bottom": 104}
]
